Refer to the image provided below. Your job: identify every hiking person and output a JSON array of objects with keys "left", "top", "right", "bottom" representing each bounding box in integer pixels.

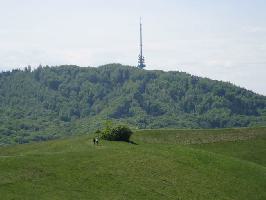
[
  {"left": 93, "top": 137, "right": 96, "bottom": 145},
  {"left": 95, "top": 137, "right": 99, "bottom": 145}
]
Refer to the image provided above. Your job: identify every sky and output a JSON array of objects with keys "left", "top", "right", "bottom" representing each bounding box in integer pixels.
[{"left": 0, "top": 0, "right": 266, "bottom": 95}]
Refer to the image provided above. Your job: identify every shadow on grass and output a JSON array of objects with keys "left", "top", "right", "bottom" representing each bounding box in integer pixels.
[{"left": 128, "top": 141, "right": 138, "bottom": 145}]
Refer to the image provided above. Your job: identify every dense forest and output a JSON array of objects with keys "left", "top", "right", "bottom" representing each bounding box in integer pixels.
[{"left": 1, "top": 64, "right": 266, "bottom": 144}]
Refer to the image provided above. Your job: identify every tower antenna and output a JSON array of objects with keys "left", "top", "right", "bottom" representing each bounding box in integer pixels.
[{"left": 137, "top": 17, "right": 146, "bottom": 69}]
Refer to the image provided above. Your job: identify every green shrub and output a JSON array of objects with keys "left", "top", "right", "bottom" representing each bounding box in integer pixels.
[
  {"left": 95, "top": 129, "right": 101, "bottom": 135},
  {"left": 101, "top": 125, "right": 133, "bottom": 142}
]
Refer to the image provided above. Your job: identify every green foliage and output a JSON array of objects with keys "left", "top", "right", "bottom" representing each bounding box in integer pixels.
[
  {"left": 101, "top": 124, "right": 133, "bottom": 141},
  {"left": 94, "top": 129, "right": 101, "bottom": 135},
  {"left": 103, "top": 120, "right": 113, "bottom": 134},
  {"left": 1, "top": 64, "right": 266, "bottom": 144}
]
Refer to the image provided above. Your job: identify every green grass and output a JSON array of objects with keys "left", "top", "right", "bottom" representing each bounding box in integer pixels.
[
  {"left": 132, "top": 127, "right": 266, "bottom": 166},
  {"left": 191, "top": 137, "right": 266, "bottom": 166},
  {"left": 132, "top": 127, "right": 266, "bottom": 145},
  {"left": 0, "top": 127, "right": 266, "bottom": 199}
]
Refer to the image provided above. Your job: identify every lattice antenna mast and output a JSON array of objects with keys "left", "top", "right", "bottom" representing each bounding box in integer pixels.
[{"left": 138, "top": 18, "right": 146, "bottom": 69}]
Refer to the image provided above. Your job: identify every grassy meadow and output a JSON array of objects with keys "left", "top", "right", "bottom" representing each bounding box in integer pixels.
[{"left": 0, "top": 127, "right": 265, "bottom": 199}]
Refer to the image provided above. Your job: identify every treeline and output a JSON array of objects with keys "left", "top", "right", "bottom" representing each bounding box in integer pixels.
[{"left": 0, "top": 64, "right": 266, "bottom": 144}]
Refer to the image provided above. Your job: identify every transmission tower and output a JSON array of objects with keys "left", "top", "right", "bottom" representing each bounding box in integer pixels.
[{"left": 137, "top": 18, "right": 146, "bottom": 69}]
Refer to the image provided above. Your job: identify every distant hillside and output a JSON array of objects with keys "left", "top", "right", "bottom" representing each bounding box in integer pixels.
[{"left": 1, "top": 64, "right": 266, "bottom": 144}]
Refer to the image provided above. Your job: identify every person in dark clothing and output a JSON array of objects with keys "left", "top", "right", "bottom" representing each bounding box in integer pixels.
[{"left": 93, "top": 138, "right": 96, "bottom": 145}]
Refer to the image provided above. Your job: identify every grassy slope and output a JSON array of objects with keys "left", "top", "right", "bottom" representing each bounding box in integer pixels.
[
  {"left": 132, "top": 127, "right": 266, "bottom": 145},
  {"left": 132, "top": 127, "right": 266, "bottom": 164},
  {"left": 190, "top": 137, "right": 266, "bottom": 166},
  {"left": 0, "top": 128, "right": 266, "bottom": 199}
]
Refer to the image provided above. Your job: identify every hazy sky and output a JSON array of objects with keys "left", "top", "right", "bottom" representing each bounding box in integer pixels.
[{"left": 1, "top": 0, "right": 266, "bottom": 95}]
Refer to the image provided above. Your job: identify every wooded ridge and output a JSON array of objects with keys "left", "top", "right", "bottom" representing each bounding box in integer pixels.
[{"left": 1, "top": 63, "right": 266, "bottom": 144}]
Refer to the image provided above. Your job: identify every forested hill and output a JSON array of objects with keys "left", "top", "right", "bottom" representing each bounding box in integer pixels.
[{"left": 1, "top": 64, "right": 266, "bottom": 144}]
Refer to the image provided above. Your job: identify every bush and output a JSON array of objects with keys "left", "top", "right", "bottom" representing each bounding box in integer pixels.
[
  {"left": 95, "top": 129, "right": 101, "bottom": 135},
  {"left": 101, "top": 125, "right": 133, "bottom": 142}
]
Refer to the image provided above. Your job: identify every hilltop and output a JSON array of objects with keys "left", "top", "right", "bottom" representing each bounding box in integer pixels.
[
  {"left": 1, "top": 64, "right": 266, "bottom": 144},
  {"left": 0, "top": 127, "right": 265, "bottom": 199}
]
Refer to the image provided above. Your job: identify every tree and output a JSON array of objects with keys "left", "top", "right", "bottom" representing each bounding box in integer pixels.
[
  {"left": 101, "top": 125, "right": 133, "bottom": 142},
  {"left": 1, "top": 63, "right": 266, "bottom": 145}
]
